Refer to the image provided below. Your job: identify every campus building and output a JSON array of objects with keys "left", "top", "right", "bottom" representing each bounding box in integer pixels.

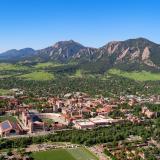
[{"left": 0, "top": 120, "right": 22, "bottom": 137}]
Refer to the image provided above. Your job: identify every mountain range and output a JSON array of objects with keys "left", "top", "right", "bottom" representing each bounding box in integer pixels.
[{"left": 1, "top": 38, "right": 160, "bottom": 73}]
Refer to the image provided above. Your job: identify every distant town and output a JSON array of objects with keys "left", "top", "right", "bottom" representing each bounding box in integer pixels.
[{"left": 0, "top": 88, "right": 160, "bottom": 159}]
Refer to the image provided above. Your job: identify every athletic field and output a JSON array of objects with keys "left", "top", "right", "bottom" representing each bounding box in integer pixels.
[{"left": 32, "top": 147, "right": 98, "bottom": 160}]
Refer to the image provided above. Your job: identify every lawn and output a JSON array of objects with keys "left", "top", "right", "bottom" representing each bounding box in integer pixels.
[
  {"left": 42, "top": 118, "right": 54, "bottom": 125},
  {"left": 32, "top": 147, "right": 98, "bottom": 160},
  {"left": 32, "top": 149, "right": 75, "bottom": 160},
  {"left": 0, "top": 115, "right": 17, "bottom": 123},
  {"left": 0, "top": 89, "right": 11, "bottom": 95},
  {"left": 34, "top": 62, "right": 63, "bottom": 69},
  {"left": 108, "top": 69, "right": 160, "bottom": 81},
  {"left": 19, "top": 71, "right": 54, "bottom": 80},
  {"left": 67, "top": 147, "right": 98, "bottom": 160}
]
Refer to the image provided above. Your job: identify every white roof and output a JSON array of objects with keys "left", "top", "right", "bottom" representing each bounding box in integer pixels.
[
  {"left": 90, "top": 117, "right": 114, "bottom": 124},
  {"left": 74, "top": 119, "right": 94, "bottom": 126}
]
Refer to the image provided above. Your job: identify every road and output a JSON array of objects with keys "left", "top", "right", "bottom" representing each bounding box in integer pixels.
[{"left": 0, "top": 129, "right": 72, "bottom": 139}]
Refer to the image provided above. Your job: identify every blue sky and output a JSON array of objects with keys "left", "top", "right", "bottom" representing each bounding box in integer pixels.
[{"left": 0, "top": 0, "right": 160, "bottom": 52}]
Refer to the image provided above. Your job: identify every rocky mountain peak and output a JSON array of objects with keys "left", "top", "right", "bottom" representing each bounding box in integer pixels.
[
  {"left": 52, "top": 40, "right": 84, "bottom": 49},
  {"left": 1, "top": 38, "right": 160, "bottom": 72},
  {"left": 105, "top": 41, "right": 121, "bottom": 54},
  {"left": 142, "top": 47, "right": 150, "bottom": 61}
]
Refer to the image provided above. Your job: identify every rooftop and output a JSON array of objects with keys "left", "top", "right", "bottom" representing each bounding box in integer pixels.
[{"left": 74, "top": 119, "right": 94, "bottom": 126}]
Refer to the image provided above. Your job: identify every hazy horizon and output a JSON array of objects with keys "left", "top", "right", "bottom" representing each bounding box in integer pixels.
[{"left": 0, "top": 37, "right": 159, "bottom": 53}]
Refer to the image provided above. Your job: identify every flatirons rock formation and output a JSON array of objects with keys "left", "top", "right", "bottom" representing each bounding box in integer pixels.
[{"left": 0, "top": 38, "right": 160, "bottom": 72}]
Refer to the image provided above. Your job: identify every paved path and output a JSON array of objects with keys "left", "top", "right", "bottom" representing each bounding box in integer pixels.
[
  {"left": 0, "top": 129, "right": 72, "bottom": 139},
  {"left": 26, "top": 143, "right": 81, "bottom": 152}
]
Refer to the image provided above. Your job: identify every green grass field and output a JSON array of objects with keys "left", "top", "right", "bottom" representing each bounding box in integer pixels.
[
  {"left": 32, "top": 149, "right": 75, "bottom": 160},
  {"left": 42, "top": 118, "right": 54, "bottom": 125},
  {"left": 74, "top": 69, "right": 83, "bottom": 78},
  {"left": 34, "top": 62, "right": 64, "bottom": 69},
  {"left": 19, "top": 71, "right": 54, "bottom": 80},
  {"left": 108, "top": 69, "right": 160, "bottom": 81},
  {"left": 32, "top": 147, "right": 98, "bottom": 160},
  {"left": 67, "top": 147, "right": 98, "bottom": 160},
  {"left": 2, "top": 61, "right": 160, "bottom": 82},
  {"left": 0, "top": 75, "right": 12, "bottom": 79},
  {"left": 0, "top": 63, "right": 28, "bottom": 71},
  {"left": 0, "top": 89, "right": 11, "bottom": 95},
  {"left": 69, "top": 69, "right": 88, "bottom": 78}
]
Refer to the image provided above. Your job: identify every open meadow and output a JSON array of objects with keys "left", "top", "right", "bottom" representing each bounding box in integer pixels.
[{"left": 108, "top": 69, "right": 160, "bottom": 81}]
